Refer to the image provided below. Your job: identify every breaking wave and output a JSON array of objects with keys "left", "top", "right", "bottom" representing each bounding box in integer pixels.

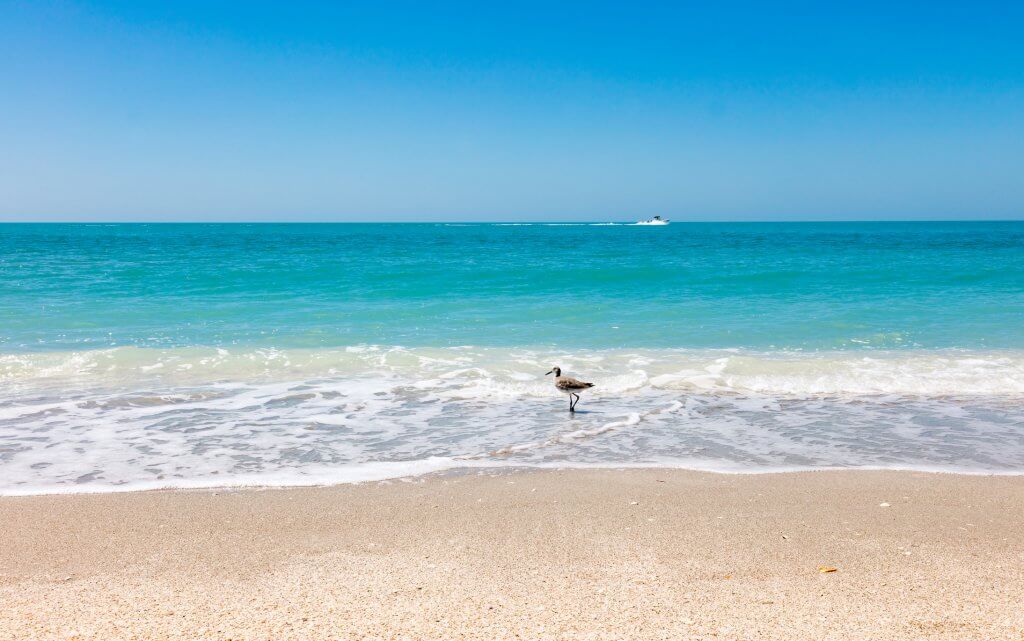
[{"left": 2, "top": 345, "right": 1024, "bottom": 494}]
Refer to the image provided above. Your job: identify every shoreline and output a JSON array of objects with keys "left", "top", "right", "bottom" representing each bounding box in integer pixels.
[
  {"left": 5, "top": 461, "right": 1024, "bottom": 498},
  {"left": 7, "top": 344, "right": 1023, "bottom": 491},
  {"left": 4, "top": 468, "right": 1024, "bottom": 640}
]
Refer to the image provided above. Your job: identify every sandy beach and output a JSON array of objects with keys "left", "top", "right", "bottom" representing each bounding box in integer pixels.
[{"left": 2, "top": 469, "right": 1023, "bottom": 640}]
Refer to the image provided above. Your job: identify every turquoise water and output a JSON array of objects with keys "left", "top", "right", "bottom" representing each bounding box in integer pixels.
[
  {"left": 3, "top": 222, "right": 1023, "bottom": 351},
  {"left": 2, "top": 222, "right": 1024, "bottom": 493}
]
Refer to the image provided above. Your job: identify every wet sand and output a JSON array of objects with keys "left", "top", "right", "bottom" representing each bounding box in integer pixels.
[{"left": 2, "top": 469, "right": 1023, "bottom": 640}]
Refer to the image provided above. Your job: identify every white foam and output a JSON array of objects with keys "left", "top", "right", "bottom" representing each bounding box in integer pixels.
[
  {"left": 2, "top": 345, "right": 1024, "bottom": 495},
  {"left": 5, "top": 346, "right": 1023, "bottom": 396}
]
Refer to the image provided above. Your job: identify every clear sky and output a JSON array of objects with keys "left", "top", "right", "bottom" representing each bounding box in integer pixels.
[{"left": 1, "top": 1, "right": 1022, "bottom": 221}]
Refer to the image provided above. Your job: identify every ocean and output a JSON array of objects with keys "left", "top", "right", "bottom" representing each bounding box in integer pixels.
[{"left": 2, "top": 221, "right": 1023, "bottom": 494}]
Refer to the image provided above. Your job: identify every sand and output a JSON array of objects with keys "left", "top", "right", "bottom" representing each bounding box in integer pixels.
[{"left": 2, "top": 469, "right": 1024, "bottom": 640}]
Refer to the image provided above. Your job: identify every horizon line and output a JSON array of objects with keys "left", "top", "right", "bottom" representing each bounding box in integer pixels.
[{"left": 1, "top": 218, "right": 1022, "bottom": 224}]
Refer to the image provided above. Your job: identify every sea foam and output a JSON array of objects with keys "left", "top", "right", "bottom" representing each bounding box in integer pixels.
[{"left": 2, "top": 345, "right": 1024, "bottom": 494}]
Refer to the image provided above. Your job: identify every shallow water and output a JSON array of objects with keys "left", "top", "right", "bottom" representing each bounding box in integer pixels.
[{"left": 1, "top": 223, "right": 1023, "bottom": 493}]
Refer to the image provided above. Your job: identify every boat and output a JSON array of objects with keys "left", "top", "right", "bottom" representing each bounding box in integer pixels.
[{"left": 635, "top": 215, "right": 669, "bottom": 226}]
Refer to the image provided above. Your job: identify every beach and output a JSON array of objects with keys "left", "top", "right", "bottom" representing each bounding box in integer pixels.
[
  {"left": 3, "top": 468, "right": 1023, "bottom": 640},
  {"left": 3, "top": 223, "right": 1024, "bottom": 639},
  {"left": 5, "top": 1, "right": 1024, "bottom": 637}
]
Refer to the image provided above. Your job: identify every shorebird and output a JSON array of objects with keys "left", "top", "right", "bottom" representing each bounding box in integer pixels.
[{"left": 545, "top": 366, "right": 594, "bottom": 412}]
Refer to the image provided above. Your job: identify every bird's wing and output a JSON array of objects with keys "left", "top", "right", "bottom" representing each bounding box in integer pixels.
[{"left": 557, "top": 377, "right": 593, "bottom": 390}]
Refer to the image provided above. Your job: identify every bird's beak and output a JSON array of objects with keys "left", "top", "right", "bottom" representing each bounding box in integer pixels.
[{"left": 545, "top": 370, "right": 553, "bottom": 376}]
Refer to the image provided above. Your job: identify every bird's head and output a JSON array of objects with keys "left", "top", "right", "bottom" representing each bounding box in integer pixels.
[{"left": 545, "top": 366, "right": 561, "bottom": 377}]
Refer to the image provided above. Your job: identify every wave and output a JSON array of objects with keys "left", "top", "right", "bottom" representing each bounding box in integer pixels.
[
  {"left": 4, "top": 345, "right": 1024, "bottom": 397},
  {"left": 3, "top": 345, "right": 1024, "bottom": 494}
]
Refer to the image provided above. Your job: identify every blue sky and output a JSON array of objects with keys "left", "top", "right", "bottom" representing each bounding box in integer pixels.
[{"left": 1, "top": 1, "right": 1022, "bottom": 221}]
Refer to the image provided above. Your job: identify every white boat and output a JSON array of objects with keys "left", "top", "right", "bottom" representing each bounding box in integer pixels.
[{"left": 635, "top": 215, "right": 669, "bottom": 226}]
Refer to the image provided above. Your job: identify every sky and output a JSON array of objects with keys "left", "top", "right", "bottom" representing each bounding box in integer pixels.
[{"left": 1, "top": 1, "right": 1022, "bottom": 221}]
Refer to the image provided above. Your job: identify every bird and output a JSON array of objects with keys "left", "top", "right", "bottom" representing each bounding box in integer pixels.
[{"left": 545, "top": 366, "right": 595, "bottom": 412}]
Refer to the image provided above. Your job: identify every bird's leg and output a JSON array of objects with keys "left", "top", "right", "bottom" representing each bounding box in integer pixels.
[
  {"left": 572, "top": 393, "right": 580, "bottom": 411},
  {"left": 569, "top": 395, "right": 574, "bottom": 412}
]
